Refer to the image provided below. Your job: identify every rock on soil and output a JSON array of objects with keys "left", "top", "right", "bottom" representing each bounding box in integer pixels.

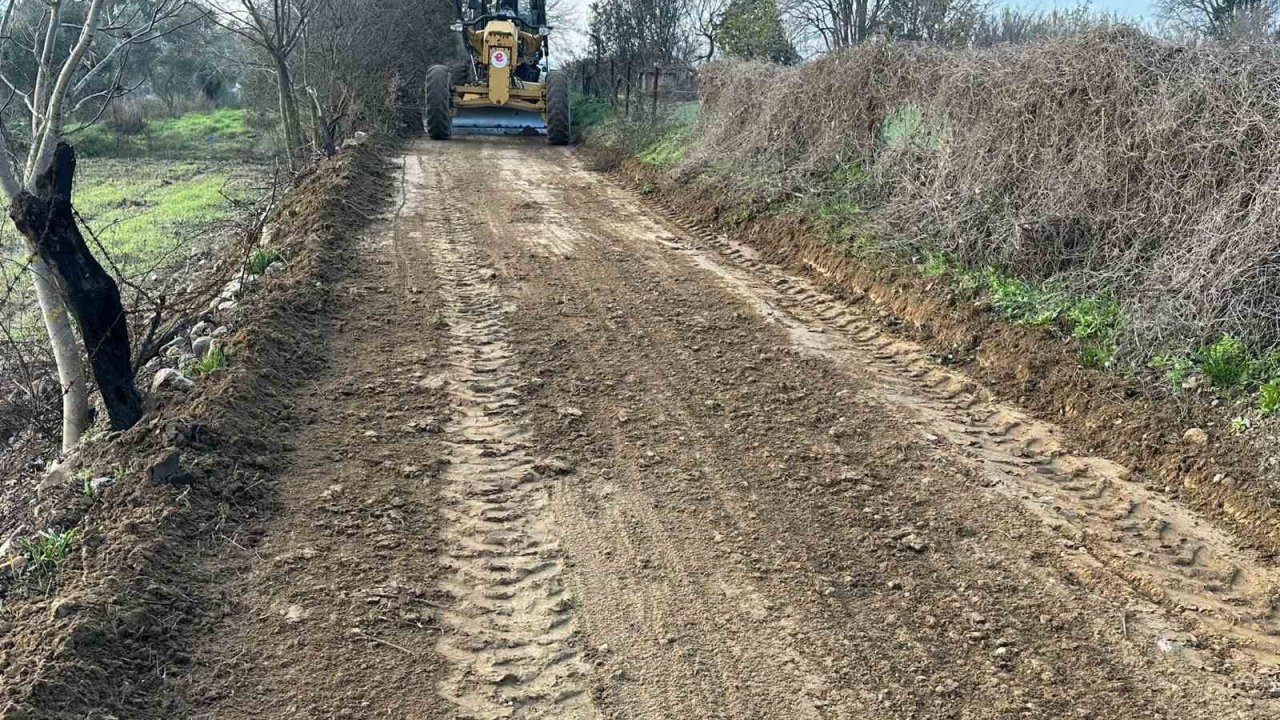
[{"left": 151, "top": 368, "right": 195, "bottom": 393}]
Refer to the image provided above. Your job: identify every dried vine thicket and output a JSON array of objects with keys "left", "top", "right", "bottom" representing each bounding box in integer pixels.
[{"left": 692, "top": 29, "right": 1280, "bottom": 358}]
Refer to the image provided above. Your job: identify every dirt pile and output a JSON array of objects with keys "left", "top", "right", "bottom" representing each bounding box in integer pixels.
[{"left": 0, "top": 140, "right": 390, "bottom": 719}]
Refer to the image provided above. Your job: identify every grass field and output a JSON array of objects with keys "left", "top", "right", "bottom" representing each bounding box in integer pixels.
[
  {"left": 64, "top": 108, "right": 270, "bottom": 278},
  {"left": 74, "top": 159, "right": 265, "bottom": 277},
  {"left": 72, "top": 107, "right": 264, "bottom": 160}
]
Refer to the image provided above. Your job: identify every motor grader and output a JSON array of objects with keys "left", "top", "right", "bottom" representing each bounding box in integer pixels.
[{"left": 425, "top": 0, "right": 571, "bottom": 144}]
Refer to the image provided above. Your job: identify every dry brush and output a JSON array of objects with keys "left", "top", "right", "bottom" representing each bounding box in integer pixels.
[{"left": 690, "top": 29, "right": 1280, "bottom": 359}]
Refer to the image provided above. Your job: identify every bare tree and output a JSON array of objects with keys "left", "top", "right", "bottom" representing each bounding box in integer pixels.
[
  {"left": 0, "top": 0, "right": 191, "bottom": 451},
  {"left": 688, "top": 0, "right": 731, "bottom": 60},
  {"left": 204, "top": 0, "right": 318, "bottom": 169},
  {"left": 589, "top": 0, "right": 692, "bottom": 114},
  {"left": 1159, "top": 0, "right": 1278, "bottom": 36},
  {"left": 782, "top": 0, "right": 886, "bottom": 50},
  {"left": 884, "top": 0, "right": 987, "bottom": 43}
]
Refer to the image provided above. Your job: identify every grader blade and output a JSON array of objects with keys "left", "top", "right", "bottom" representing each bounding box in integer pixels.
[{"left": 452, "top": 107, "right": 547, "bottom": 136}]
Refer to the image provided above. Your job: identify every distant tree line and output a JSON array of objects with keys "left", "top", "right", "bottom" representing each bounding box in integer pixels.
[{"left": 579, "top": 0, "right": 1280, "bottom": 108}]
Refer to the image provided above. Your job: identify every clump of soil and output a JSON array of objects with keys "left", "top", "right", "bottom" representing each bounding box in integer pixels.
[{"left": 0, "top": 140, "right": 391, "bottom": 719}]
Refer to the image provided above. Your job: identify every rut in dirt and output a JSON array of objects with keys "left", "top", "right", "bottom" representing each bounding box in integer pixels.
[{"left": 422, "top": 154, "right": 597, "bottom": 718}]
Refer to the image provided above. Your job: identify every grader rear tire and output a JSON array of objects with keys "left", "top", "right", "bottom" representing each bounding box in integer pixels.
[
  {"left": 546, "top": 71, "right": 572, "bottom": 146},
  {"left": 425, "top": 65, "right": 453, "bottom": 141}
]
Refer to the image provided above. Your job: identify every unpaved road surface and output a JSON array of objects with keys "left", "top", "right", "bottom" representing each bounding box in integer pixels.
[{"left": 180, "top": 138, "right": 1280, "bottom": 718}]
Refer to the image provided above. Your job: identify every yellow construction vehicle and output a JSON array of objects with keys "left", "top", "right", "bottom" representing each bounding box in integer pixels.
[{"left": 425, "top": 0, "right": 571, "bottom": 144}]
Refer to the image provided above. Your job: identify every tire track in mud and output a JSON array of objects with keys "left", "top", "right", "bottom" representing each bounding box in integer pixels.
[
  {"left": 419, "top": 154, "right": 598, "bottom": 720},
  {"left": 641, "top": 204, "right": 1280, "bottom": 671}
]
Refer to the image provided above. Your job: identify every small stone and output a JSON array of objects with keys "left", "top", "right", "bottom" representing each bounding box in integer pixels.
[
  {"left": 36, "top": 465, "right": 70, "bottom": 499},
  {"left": 220, "top": 278, "right": 243, "bottom": 300},
  {"left": 149, "top": 450, "right": 194, "bottom": 486},
  {"left": 1183, "top": 428, "right": 1209, "bottom": 446},
  {"left": 212, "top": 326, "right": 230, "bottom": 339},
  {"left": 50, "top": 598, "right": 80, "bottom": 619},
  {"left": 416, "top": 375, "right": 447, "bottom": 392},
  {"left": 533, "top": 457, "right": 573, "bottom": 476},
  {"left": 405, "top": 417, "right": 443, "bottom": 434},
  {"left": 151, "top": 368, "right": 194, "bottom": 393},
  {"left": 192, "top": 336, "right": 213, "bottom": 359},
  {"left": 88, "top": 477, "right": 114, "bottom": 495},
  {"left": 558, "top": 406, "right": 584, "bottom": 419},
  {"left": 284, "top": 604, "right": 307, "bottom": 623},
  {"left": 264, "top": 261, "right": 286, "bottom": 278},
  {"left": 899, "top": 534, "right": 928, "bottom": 552},
  {"left": 191, "top": 321, "right": 214, "bottom": 337}
]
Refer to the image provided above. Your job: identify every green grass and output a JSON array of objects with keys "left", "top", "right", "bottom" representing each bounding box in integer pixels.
[
  {"left": 190, "top": 344, "right": 227, "bottom": 376},
  {"left": 19, "top": 529, "right": 76, "bottom": 574},
  {"left": 911, "top": 252, "right": 1120, "bottom": 368},
  {"left": 920, "top": 250, "right": 949, "bottom": 278},
  {"left": 248, "top": 249, "right": 283, "bottom": 276},
  {"left": 1198, "top": 334, "right": 1249, "bottom": 387},
  {"left": 1258, "top": 382, "right": 1280, "bottom": 414},
  {"left": 74, "top": 159, "right": 261, "bottom": 275},
  {"left": 636, "top": 103, "right": 701, "bottom": 168},
  {"left": 572, "top": 93, "right": 615, "bottom": 135},
  {"left": 73, "top": 108, "right": 258, "bottom": 160},
  {"left": 1149, "top": 355, "right": 1193, "bottom": 389}
]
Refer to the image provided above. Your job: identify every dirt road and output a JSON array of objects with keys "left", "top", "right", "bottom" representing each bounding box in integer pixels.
[{"left": 178, "top": 138, "right": 1280, "bottom": 719}]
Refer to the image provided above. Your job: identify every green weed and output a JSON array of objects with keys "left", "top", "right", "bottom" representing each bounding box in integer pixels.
[
  {"left": 1150, "top": 354, "right": 1194, "bottom": 390},
  {"left": 1231, "top": 416, "right": 1252, "bottom": 434},
  {"left": 1080, "top": 340, "right": 1116, "bottom": 370},
  {"left": 832, "top": 162, "right": 870, "bottom": 190},
  {"left": 920, "top": 250, "right": 949, "bottom": 278},
  {"left": 881, "top": 104, "right": 924, "bottom": 148},
  {"left": 1198, "top": 334, "right": 1249, "bottom": 387},
  {"left": 19, "top": 529, "right": 76, "bottom": 574},
  {"left": 191, "top": 344, "right": 227, "bottom": 376},
  {"left": 985, "top": 270, "right": 1065, "bottom": 326},
  {"left": 249, "top": 249, "right": 282, "bottom": 276},
  {"left": 1259, "top": 381, "right": 1280, "bottom": 414}
]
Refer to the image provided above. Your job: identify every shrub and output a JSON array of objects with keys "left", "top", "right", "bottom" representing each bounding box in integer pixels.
[
  {"left": 686, "top": 35, "right": 1280, "bottom": 361},
  {"left": 104, "top": 96, "right": 146, "bottom": 136}
]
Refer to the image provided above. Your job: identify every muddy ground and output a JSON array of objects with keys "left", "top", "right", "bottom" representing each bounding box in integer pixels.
[{"left": 8, "top": 137, "right": 1280, "bottom": 718}]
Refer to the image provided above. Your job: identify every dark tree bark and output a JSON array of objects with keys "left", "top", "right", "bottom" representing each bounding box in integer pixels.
[{"left": 9, "top": 142, "right": 143, "bottom": 432}]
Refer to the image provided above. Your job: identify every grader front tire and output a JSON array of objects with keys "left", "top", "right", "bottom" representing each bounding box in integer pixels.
[
  {"left": 425, "top": 65, "right": 453, "bottom": 141},
  {"left": 546, "top": 71, "right": 572, "bottom": 146}
]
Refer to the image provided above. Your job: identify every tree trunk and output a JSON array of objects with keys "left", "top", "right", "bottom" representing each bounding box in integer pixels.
[
  {"left": 273, "top": 54, "right": 304, "bottom": 170},
  {"left": 28, "top": 258, "right": 90, "bottom": 451},
  {"left": 10, "top": 142, "right": 142, "bottom": 434}
]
